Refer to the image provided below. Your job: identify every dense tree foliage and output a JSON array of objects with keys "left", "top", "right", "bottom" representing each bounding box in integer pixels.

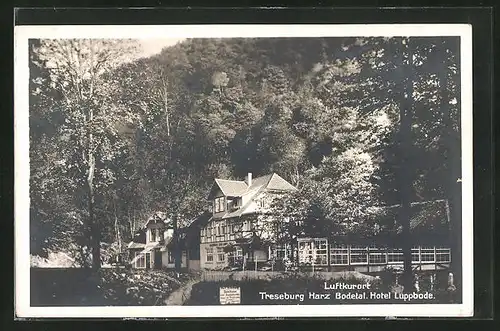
[{"left": 29, "top": 37, "right": 461, "bottom": 281}]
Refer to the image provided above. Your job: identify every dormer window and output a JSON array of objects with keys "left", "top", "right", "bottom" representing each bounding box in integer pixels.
[
  {"left": 214, "top": 197, "right": 225, "bottom": 213},
  {"left": 227, "top": 198, "right": 241, "bottom": 211},
  {"left": 148, "top": 228, "right": 164, "bottom": 243},
  {"left": 257, "top": 198, "right": 268, "bottom": 208}
]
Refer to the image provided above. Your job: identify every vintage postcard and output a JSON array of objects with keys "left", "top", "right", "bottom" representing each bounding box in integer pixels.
[{"left": 14, "top": 24, "right": 473, "bottom": 318}]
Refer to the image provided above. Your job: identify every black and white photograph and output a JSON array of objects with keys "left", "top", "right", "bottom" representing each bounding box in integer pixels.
[{"left": 14, "top": 24, "right": 473, "bottom": 318}]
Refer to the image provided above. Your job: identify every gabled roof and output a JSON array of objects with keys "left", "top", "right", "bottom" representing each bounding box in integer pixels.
[
  {"left": 208, "top": 173, "right": 297, "bottom": 200},
  {"left": 266, "top": 173, "right": 298, "bottom": 191},
  {"left": 213, "top": 179, "right": 249, "bottom": 197},
  {"left": 209, "top": 173, "right": 297, "bottom": 220}
]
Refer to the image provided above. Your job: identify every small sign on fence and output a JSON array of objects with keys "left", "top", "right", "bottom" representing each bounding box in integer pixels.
[{"left": 219, "top": 287, "right": 241, "bottom": 305}]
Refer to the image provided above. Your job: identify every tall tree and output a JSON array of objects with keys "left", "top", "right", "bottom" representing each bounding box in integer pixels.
[
  {"left": 397, "top": 37, "right": 416, "bottom": 292},
  {"left": 32, "top": 39, "right": 139, "bottom": 269}
]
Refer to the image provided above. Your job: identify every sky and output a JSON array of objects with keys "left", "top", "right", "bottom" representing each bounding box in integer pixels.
[{"left": 138, "top": 38, "right": 186, "bottom": 58}]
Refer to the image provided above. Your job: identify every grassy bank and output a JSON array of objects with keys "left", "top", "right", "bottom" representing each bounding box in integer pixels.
[{"left": 30, "top": 267, "right": 195, "bottom": 306}]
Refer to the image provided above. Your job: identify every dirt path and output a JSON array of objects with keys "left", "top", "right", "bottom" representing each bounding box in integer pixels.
[{"left": 164, "top": 279, "right": 200, "bottom": 305}]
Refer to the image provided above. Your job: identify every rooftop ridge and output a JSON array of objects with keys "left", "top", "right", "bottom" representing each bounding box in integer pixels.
[
  {"left": 264, "top": 173, "right": 276, "bottom": 188},
  {"left": 215, "top": 178, "right": 247, "bottom": 184}
]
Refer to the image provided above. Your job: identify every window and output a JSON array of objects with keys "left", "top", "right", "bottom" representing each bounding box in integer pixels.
[
  {"left": 369, "top": 247, "right": 387, "bottom": 264},
  {"left": 257, "top": 197, "right": 271, "bottom": 208},
  {"left": 242, "top": 220, "right": 253, "bottom": 232},
  {"left": 206, "top": 248, "right": 214, "bottom": 262},
  {"left": 217, "top": 248, "right": 225, "bottom": 262},
  {"left": 230, "top": 247, "right": 243, "bottom": 265},
  {"left": 314, "top": 239, "right": 328, "bottom": 265},
  {"left": 200, "top": 228, "right": 205, "bottom": 243},
  {"left": 158, "top": 229, "right": 164, "bottom": 242},
  {"left": 150, "top": 229, "right": 157, "bottom": 242},
  {"left": 350, "top": 246, "right": 368, "bottom": 264},
  {"left": 412, "top": 247, "right": 420, "bottom": 262},
  {"left": 214, "top": 197, "right": 225, "bottom": 213},
  {"left": 436, "top": 248, "right": 451, "bottom": 263},
  {"left": 168, "top": 251, "right": 175, "bottom": 264},
  {"left": 228, "top": 199, "right": 240, "bottom": 210},
  {"left": 420, "top": 247, "right": 435, "bottom": 262},
  {"left": 298, "top": 240, "right": 313, "bottom": 265},
  {"left": 298, "top": 239, "right": 328, "bottom": 265},
  {"left": 330, "top": 244, "right": 349, "bottom": 265},
  {"left": 273, "top": 244, "right": 291, "bottom": 260},
  {"left": 134, "top": 251, "right": 146, "bottom": 268},
  {"left": 275, "top": 246, "right": 287, "bottom": 260},
  {"left": 387, "top": 248, "right": 404, "bottom": 263},
  {"left": 205, "top": 223, "right": 216, "bottom": 242},
  {"left": 204, "top": 227, "right": 209, "bottom": 243}
]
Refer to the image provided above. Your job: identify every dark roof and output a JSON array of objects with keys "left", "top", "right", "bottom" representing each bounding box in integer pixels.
[
  {"left": 144, "top": 211, "right": 173, "bottom": 228},
  {"left": 127, "top": 211, "right": 212, "bottom": 249},
  {"left": 365, "top": 199, "right": 450, "bottom": 234},
  {"left": 408, "top": 200, "right": 449, "bottom": 230},
  {"left": 183, "top": 211, "right": 212, "bottom": 229},
  {"left": 296, "top": 200, "right": 451, "bottom": 245},
  {"left": 164, "top": 236, "right": 175, "bottom": 248}
]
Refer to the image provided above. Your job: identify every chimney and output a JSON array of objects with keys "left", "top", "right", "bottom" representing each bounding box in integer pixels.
[{"left": 246, "top": 172, "right": 252, "bottom": 187}]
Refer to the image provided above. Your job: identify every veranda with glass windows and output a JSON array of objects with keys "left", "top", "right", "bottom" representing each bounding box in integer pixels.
[{"left": 294, "top": 238, "right": 451, "bottom": 271}]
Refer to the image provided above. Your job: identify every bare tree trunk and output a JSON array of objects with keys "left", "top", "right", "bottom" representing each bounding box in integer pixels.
[
  {"left": 88, "top": 161, "right": 100, "bottom": 270},
  {"left": 439, "top": 39, "right": 462, "bottom": 297},
  {"left": 163, "top": 81, "right": 170, "bottom": 138},
  {"left": 399, "top": 37, "right": 415, "bottom": 292},
  {"left": 128, "top": 207, "right": 133, "bottom": 238},
  {"left": 114, "top": 199, "right": 122, "bottom": 252},
  {"left": 133, "top": 209, "right": 136, "bottom": 236},
  {"left": 87, "top": 109, "right": 100, "bottom": 270},
  {"left": 161, "top": 76, "right": 175, "bottom": 162},
  {"left": 173, "top": 214, "right": 182, "bottom": 273}
]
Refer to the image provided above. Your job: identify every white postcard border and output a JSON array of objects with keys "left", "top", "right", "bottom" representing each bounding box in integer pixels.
[{"left": 14, "top": 23, "right": 473, "bottom": 318}]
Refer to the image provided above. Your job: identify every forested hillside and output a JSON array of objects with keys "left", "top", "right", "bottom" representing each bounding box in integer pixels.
[{"left": 29, "top": 37, "right": 461, "bottom": 270}]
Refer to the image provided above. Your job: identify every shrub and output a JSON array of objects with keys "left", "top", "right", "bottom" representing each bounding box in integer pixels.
[{"left": 30, "top": 268, "right": 195, "bottom": 306}]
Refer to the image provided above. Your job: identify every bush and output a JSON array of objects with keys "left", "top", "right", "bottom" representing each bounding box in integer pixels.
[
  {"left": 30, "top": 252, "right": 79, "bottom": 268},
  {"left": 30, "top": 267, "right": 195, "bottom": 306},
  {"left": 97, "top": 269, "right": 196, "bottom": 305}
]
